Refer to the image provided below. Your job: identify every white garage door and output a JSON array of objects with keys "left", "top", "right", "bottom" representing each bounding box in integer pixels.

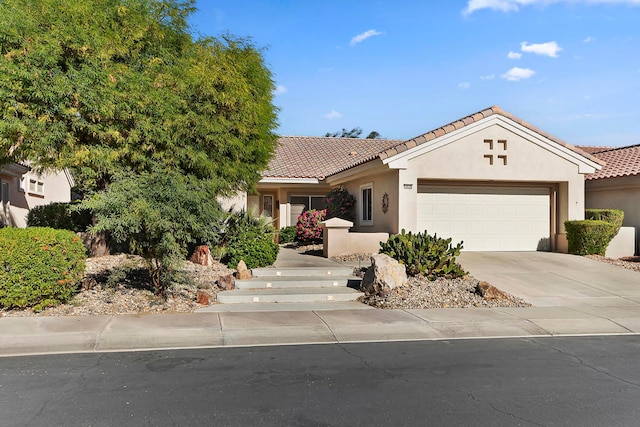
[{"left": 417, "top": 185, "right": 551, "bottom": 251}]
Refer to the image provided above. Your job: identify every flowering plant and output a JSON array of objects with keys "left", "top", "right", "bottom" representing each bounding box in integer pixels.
[
  {"left": 296, "top": 209, "right": 326, "bottom": 242},
  {"left": 325, "top": 187, "right": 356, "bottom": 222}
]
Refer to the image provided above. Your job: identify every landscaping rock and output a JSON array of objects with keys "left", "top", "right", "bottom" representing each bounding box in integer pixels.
[
  {"left": 217, "top": 274, "right": 235, "bottom": 291},
  {"left": 236, "top": 260, "right": 252, "bottom": 280},
  {"left": 476, "top": 281, "right": 508, "bottom": 300},
  {"left": 360, "top": 253, "right": 407, "bottom": 297},
  {"left": 190, "top": 245, "right": 214, "bottom": 266},
  {"left": 196, "top": 290, "right": 210, "bottom": 305}
]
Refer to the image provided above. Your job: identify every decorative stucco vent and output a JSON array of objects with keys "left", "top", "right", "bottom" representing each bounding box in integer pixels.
[{"left": 483, "top": 139, "right": 508, "bottom": 165}]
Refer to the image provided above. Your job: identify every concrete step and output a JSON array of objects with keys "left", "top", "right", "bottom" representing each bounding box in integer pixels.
[
  {"left": 217, "top": 287, "right": 363, "bottom": 304},
  {"left": 251, "top": 267, "right": 355, "bottom": 278},
  {"left": 235, "top": 276, "right": 362, "bottom": 290},
  {"left": 197, "top": 301, "right": 373, "bottom": 312}
]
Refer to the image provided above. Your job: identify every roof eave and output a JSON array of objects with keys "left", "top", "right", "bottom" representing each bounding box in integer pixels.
[{"left": 260, "top": 177, "right": 321, "bottom": 184}]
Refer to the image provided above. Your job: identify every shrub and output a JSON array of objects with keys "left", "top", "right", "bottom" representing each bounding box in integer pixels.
[
  {"left": 325, "top": 187, "right": 356, "bottom": 222},
  {"left": 379, "top": 229, "right": 466, "bottom": 279},
  {"left": 277, "top": 225, "right": 297, "bottom": 244},
  {"left": 586, "top": 209, "right": 624, "bottom": 240},
  {"left": 27, "top": 201, "right": 93, "bottom": 232},
  {"left": 296, "top": 209, "right": 326, "bottom": 243},
  {"left": 222, "top": 209, "right": 279, "bottom": 269},
  {"left": 565, "top": 220, "right": 616, "bottom": 256},
  {"left": 81, "top": 171, "right": 224, "bottom": 296},
  {"left": 0, "top": 227, "right": 86, "bottom": 310}
]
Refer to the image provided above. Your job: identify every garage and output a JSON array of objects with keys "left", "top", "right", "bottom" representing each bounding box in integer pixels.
[{"left": 417, "top": 184, "right": 551, "bottom": 251}]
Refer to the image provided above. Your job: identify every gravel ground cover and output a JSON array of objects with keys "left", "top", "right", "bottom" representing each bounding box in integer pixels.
[
  {"left": 8, "top": 247, "right": 635, "bottom": 317},
  {"left": 331, "top": 252, "right": 530, "bottom": 309},
  {"left": 586, "top": 255, "right": 640, "bottom": 272},
  {"left": 1, "top": 254, "right": 233, "bottom": 317}
]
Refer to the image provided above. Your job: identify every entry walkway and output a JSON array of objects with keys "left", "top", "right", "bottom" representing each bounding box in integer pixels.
[{"left": 272, "top": 247, "right": 345, "bottom": 268}]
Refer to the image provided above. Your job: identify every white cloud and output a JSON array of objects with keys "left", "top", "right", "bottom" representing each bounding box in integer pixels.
[
  {"left": 350, "top": 29, "right": 383, "bottom": 46},
  {"left": 458, "top": 82, "right": 471, "bottom": 89},
  {"left": 584, "top": 36, "right": 595, "bottom": 43},
  {"left": 464, "top": 0, "right": 536, "bottom": 14},
  {"left": 521, "top": 41, "right": 562, "bottom": 57},
  {"left": 501, "top": 67, "right": 536, "bottom": 81},
  {"left": 465, "top": 0, "right": 640, "bottom": 15},
  {"left": 273, "top": 85, "right": 288, "bottom": 95},
  {"left": 507, "top": 51, "right": 522, "bottom": 59},
  {"left": 325, "top": 110, "right": 342, "bottom": 120},
  {"left": 480, "top": 74, "right": 496, "bottom": 80}
]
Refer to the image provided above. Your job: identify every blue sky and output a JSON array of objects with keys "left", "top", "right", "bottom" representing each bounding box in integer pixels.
[{"left": 189, "top": 0, "right": 640, "bottom": 147}]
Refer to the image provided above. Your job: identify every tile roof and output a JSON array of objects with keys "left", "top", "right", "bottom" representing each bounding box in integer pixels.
[
  {"left": 264, "top": 106, "right": 602, "bottom": 180},
  {"left": 575, "top": 145, "right": 613, "bottom": 155},
  {"left": 263, "top": 136, "right": 403, "bottom": 180},
  {"left": 380, "top": 105, "right": 604, "bottom": 165},
  {"left": 585, "top": 144, "right": 640, "bottom": 180}
]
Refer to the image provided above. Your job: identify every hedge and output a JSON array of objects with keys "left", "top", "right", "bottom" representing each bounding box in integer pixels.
[
  {"left": 585, "top": 208, "right": 624, "bottom": 237},
  {"left": 564, "top": 220, "right": 616, "bottom": 256},
  {"left": 0, "top": 227, "right": 87, "bottom": 310},
  {"left": 26, "top": 201, "right": 93, "bottom": 232}
]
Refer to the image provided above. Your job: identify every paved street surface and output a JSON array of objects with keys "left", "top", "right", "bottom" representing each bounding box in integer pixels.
[{"left": 2, "top": 336, "right": 640, "bottom": 426}]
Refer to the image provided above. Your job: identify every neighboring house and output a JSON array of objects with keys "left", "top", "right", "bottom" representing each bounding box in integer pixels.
[
  {"left": 249, "top": 106, "right": 602, "bottom": 252},
  {"left": 0, "top": 162, "right": 74, "bottom": 228},
  {"left": 580, "top": 144, "right": 640, "bottom": 254}
]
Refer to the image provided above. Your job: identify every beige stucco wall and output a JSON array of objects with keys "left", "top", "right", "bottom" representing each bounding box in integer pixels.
[
  {"left": 1, "top": 170, "right": 71, "bottom": 228},
  {"left": 586, "top": 175, "right": 640, "bottom": 255},
  {"left": 396, "top": 124, "right": 587, "bottom": 237},
  {"left": 338, "top": 170, "right": 399, "bottom": 233}
]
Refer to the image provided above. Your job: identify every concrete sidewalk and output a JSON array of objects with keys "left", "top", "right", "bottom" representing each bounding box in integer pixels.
[{"left": 2, "top": 305, "right": 639, "bottom": 357}]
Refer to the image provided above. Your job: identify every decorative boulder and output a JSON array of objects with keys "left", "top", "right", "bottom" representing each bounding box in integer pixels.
[
  {"left": 360, "top": 253, "right": 408, "bottom": 297},
  {"left": 191, "top": 245, "right": 214, "bottom": 266},
  {"left": 476, "top": 281, "right": 508, "bottom": 300},
  {"left": 235, "top": 260, "right": 252, "bottom": 280},
  {"left": 217, "top": 274, "right": 235, "bottom": 291},
  {"left": 196, "top": 290, "right": 210, "bottom": 305}
]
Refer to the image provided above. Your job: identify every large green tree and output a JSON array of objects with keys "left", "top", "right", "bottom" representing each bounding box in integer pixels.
[{"left": 0, "top": 0, "right": 278, "bottom": 194}]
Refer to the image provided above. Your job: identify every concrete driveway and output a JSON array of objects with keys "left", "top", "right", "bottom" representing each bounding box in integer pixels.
[{"left": 457, "top": 252, "right": 640, "bottom": 308}]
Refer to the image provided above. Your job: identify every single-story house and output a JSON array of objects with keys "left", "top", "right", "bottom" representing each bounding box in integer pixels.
[
  {"left": 0, "top": 162, "right": 74, "bottom": 227},
  {"left": 247, "top": 106, "right": 604, "bottom": 253},
  {"left": 580, "top": 144, "right": 640, "bottom": 255}
]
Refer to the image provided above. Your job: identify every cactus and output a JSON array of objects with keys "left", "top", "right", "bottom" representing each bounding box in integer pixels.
[{"left": 379, "top": 229, "right": 466, "bottom": 280}]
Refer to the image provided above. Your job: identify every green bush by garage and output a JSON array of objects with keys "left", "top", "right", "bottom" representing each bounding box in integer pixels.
[
  {"left": 565, "top": 209, "right": 624, "bottom": 256},
  {"left": 0, "top": 227, "right": 87, "bottom": 310}
]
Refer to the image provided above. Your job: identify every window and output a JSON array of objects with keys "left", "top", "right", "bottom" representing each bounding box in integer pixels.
[
  {"left": 1, "top": 181, "right": 8, "bottom": 205},
  {"left": 360, "top": 183, "right": 373, "bottom": 226},
  {"left": 262, "top": 195, "right": 273, "bottom": 218},
  {"left": 20, "top": 175, "right": 44, "bottom": 195},
  {"left": 289, "top": 195, "right": 326, "bottom": 225}
]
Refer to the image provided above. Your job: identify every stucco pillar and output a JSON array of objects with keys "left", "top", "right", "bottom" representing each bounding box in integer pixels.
[
  {"left": 397, "top": 169, "right": 417, "bottom": 232},
  {"left": 321, "top": 217, "right": 353, "bottom": 258}
]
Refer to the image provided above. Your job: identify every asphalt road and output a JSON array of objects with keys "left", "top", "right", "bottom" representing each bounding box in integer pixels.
[{"left": 2, "top": 336, "right": 640, "bottom": 426}]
